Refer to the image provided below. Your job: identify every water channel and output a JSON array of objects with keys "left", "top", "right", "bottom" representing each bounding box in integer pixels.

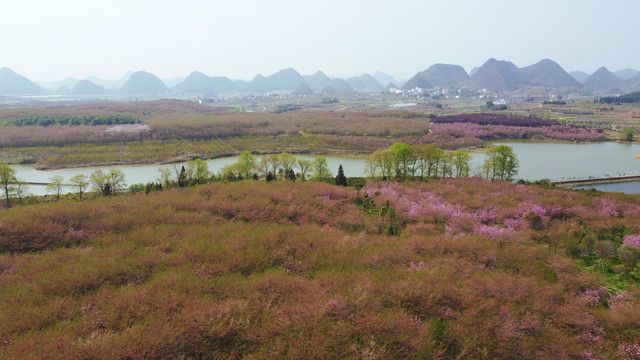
[{"left": 11, "top": 141, "right": 640, "bottom": 196}]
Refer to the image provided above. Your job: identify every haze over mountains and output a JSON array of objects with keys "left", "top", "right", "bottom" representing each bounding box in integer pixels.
[{"left": 1, "top": 58, "right": 639, "bottom": 98}]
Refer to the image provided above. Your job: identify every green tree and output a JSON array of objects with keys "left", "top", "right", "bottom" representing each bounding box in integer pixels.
[
  {"left": 439, "top": 153, "right": 454, "bottom": 178},
  {"left": 388, "top": 142, "right": 413, "bottom": 179},
  {"left": 335, "top": 164, "right": 347, "bottom": 186},
  {"left": 221, "top": 163, "right": 241, "bottom": 181},
  {"left": 107, "top": 169, "right": 127, "bottom": 194},
  {"left": 412, "top": 145, "right": 431, "bottom": 180},
  {"left": 296, "top": 159, "right": 313, "bottom": 181},
  {"left": 69, "top": 174, "right": 89, "bottom": 199},
  {"left": 169, "top": 164, "right": 185, "bottom": 186},
  {"left": 266, "top": 154, "right": 281, "bottom": 180},
  {"left": 178, "top": 166, "right": 187, "bottom": 187},
  {"left": 128, "top": 183, "right": 145, "bottom": 193},
  {"left": 623, "top": 129, "right": 634, "bottom": 142},
  {"left": 0, "top": 164, "right": 17, "bottom": 206},
  {"left": 258, "top": 156, "right": 271, "bottom": 179},
  {"left": 90, "top": 169, "right": 109, "bottom": 195},
  {"left": 46, "top": 175, "right": 65, "bottom": 201},
  {"left": 91, "top": 169, "right": 126, "bottom": 195},
  {"left": 278, "top": 153, "right": 297, "bottom": 180},
  {"left": 483, "top": 145, "right": 519, "bottom": 181},
  {"left": 157, "top": 167, "right": 174, "bottom": 188},
  {"left": 187, "top": 158, "right": 211, "bottom": 184},
  {"left": 452, "top": 150, "right": 472, "bottom": 178},
  {"left": 367, "top": 149, "right": 394, "bottom": 180},
  {"left": 311, "top": 156, "right": 331, "bottom": 181},
  {"left": 618, "top": 244, "right": 640, "bottom": 273},
  {"left": 145, "top": 182, "right": 163, "bottom": 193},
  {"left": 412, "top": 144, "right": 444, "bottom": 180},
  {"left": 236, "top": 151, "right": 256, "bottom": 179},
  {"left": 426, "top": 146, "right": 445, "bottom": 179},
  {"left": 284, "top": 168, "right": 296, "bottom": 180}
]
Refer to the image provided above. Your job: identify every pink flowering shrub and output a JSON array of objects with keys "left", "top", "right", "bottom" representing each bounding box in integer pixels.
[
  {"left": 366, "top": 183, "right": 465, "bottom": 222},
  {"left": 517, "top": 203, "right": 548, "bottom": 219},
  {"left": 579, "top": 288, "right": 606, "bottom": 307},
  {"left": 3, "top": 177, "right": 640, "bottom": 359},
  {"left": 474, "top": 206, "right": 498, "bottom": 224},
  {"left": 474, "top": 225, "right": 510, "bottom": 240},
  {"left": 504, "top": 217, "right": 525, "bottom": 230},
  {"left": 620, "top": 342, "right": 640, "bottom": 360},
  {"left": 364, "top": 179, "right": 640, "bottom": 242},
  {"left": 623, "top": 234, "right": 640, "bottom": 248},
  {"left": 407, "top": 261, "right": 427, "bottom": 271},
  {"left": 67, "top": 227, "right": 85, "bottom": 238},
  {"left": 428, "top": 120, "right": 606, "bottom": 142},
  {"left": 595, "top": 198, "right": 621, "bottom": 217},
  {"left": 609, "top": 291, "right": 628, "bottom": 310}
]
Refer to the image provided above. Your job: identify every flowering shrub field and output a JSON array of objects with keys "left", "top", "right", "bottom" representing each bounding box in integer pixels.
[
  {"left": 423, "top": 113, "right": 607, "bottom": 148},
  {"left": 0, "top": 102, "right": 608, "bottom": 168},
  {"left": 429, "top": 122, "right": 606, "bottom": 143},
  {"left": 325, "top": 112, "right": 606, "bottom": 152},
  {"left": 2, "top": 179, "right": 640, "bottom": 358},
  {"left": 430, "top": 113, "right": 560, "bottom": 127}
]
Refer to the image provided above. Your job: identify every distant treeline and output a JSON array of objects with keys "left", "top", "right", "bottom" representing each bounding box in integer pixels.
[
  {"left": 597, "top": 91, "right": 640, "bottom": 104},
  {"left": 431, "top": 113, "right": 559, "bottom": 127},
  {"left": 542, "top": 100, "right": 566, "bottom": 105},
  {"left": 4, "top": 115, "right": 142, "bottom": 127}
]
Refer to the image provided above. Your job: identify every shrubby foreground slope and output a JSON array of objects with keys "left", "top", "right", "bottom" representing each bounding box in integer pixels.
[{"left": 2, "top": 180, "right": 640, "bottom": 358}]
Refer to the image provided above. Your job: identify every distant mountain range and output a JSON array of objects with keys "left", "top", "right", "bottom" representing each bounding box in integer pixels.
[
  {"left": 404, "top": 59, "right": 639, "bottom": 94},
  {"left": 402, "top": 64, "right": 469, "bottom": 90},
  {"left": 119, "top": 71, "right": 169, "bottom": 95},
  {"left": 1, "top": 59, "right": 639, "bottom": 97},
  {"left": 0, "top": 67, "right": 45, "bottom": 95},
  {"left": 462, "top": 58, "right": 582, "bottom": 91},
  {"left": 583, "top": 67, "right": 625, "bottom": 93}
]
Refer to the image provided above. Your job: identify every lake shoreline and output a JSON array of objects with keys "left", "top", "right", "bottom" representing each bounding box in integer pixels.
[
  {"left": 31, "top": 149, "right": 372, "bottom": 171},
  {"left": 30, "top": 138, "right": 613, "bottom": 171},
  {"left": 11, "top": 140, "right": 640, "bottom": 196}
]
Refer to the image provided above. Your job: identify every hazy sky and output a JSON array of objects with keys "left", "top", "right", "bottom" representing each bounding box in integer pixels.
[{"left": 3, "top": 0, "right": 639, "bottom": 81}]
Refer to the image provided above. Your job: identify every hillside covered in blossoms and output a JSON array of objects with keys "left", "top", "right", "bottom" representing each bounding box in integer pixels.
[{"left": 2, "top": 179, "right": 640, "bottom": 359}]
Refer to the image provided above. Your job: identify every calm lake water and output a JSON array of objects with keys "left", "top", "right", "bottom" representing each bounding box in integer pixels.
[
  {"left": 389, "top": 103, "right": 417, "bottom": 108},
  {"left": 490, "top": 141, "right": 640, "bottom": 181},
  {"left": 12, "top": 141, "right": 640, "bottom": 196},
  {"left": 573, "top": 182, "right": 640, "bottom": 194},
  {"left": 491, "top": 142, "right": 640, "bottom": 195},
  {"left": 13, "top": 155, "right": 368, "bottom": 196}
]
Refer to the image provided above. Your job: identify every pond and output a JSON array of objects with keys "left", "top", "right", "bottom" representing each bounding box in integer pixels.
[
  {"left": 389, "top": 103, "right": 417, "bottom": 108},
  {"left": 11, "top": 141, "right": 640, "bottom": 196}
]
